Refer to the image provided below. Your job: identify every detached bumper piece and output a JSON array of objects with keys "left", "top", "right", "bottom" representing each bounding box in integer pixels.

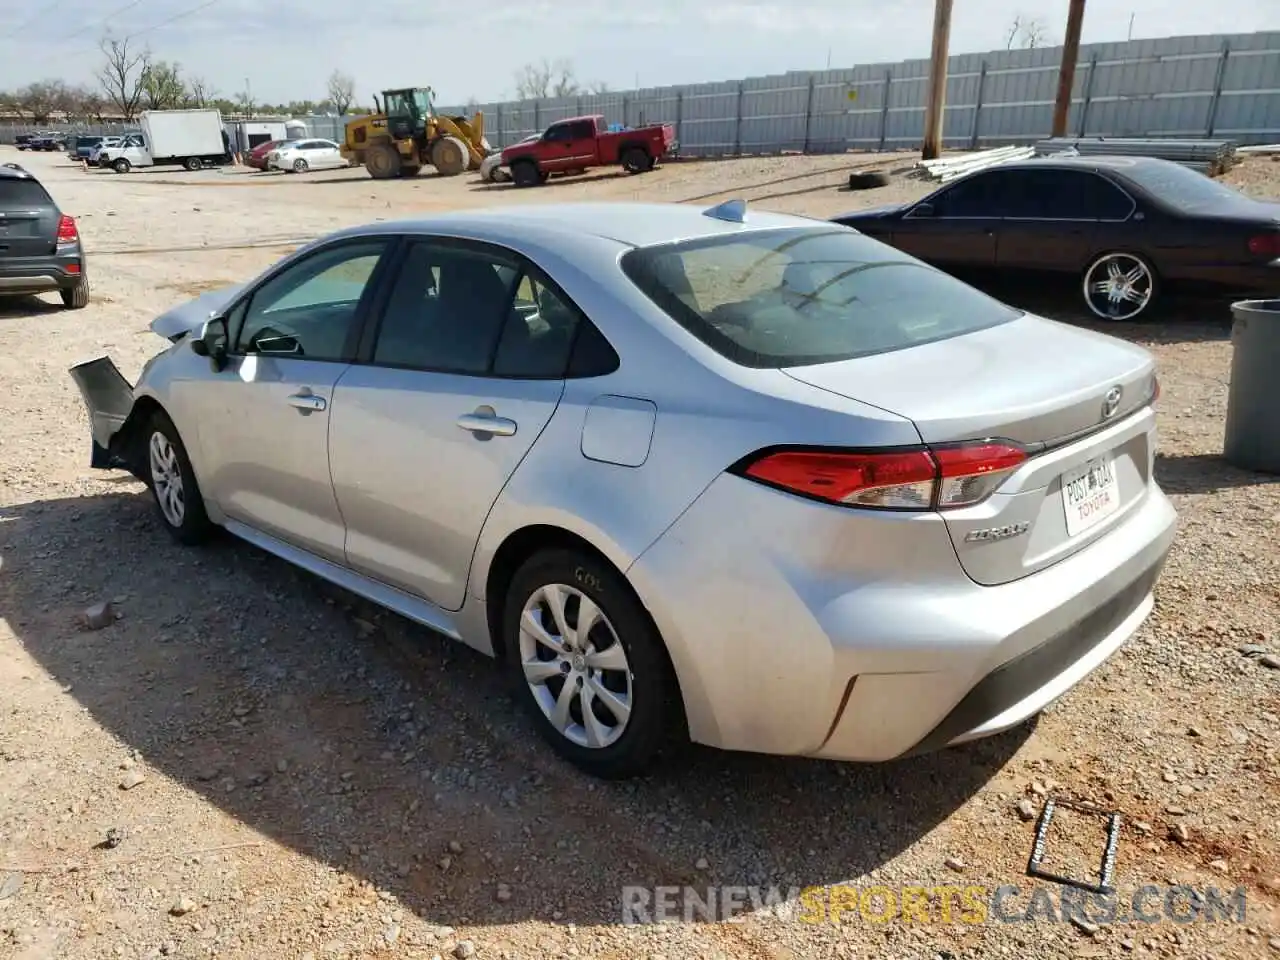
[{"left": 68, "top": 356, "right": 136, "bottom": 470}]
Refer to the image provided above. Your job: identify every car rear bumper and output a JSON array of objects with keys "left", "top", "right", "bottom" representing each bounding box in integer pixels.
[
  {"left": 1173, "top": 260, "right": 1280, "bottom": 297},
  {"left": 0, "top": 252, "right": 85, "bottom": 294},
  {"left": 628, "top": 458, "right": 1176, "bottom": 762}
]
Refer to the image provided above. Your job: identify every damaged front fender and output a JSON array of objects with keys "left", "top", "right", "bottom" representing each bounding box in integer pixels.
[{"left": 68, "top": 356, "right": 141, "bottom": 472}]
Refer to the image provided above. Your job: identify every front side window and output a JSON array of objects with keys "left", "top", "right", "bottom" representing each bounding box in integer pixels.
[
  {"left": 621, "top": 227, "right": 1020, "bottom": 368},
  {"left": 372, "top": 240, "right": 606, "bottom": 378},
  {"left": 235, "top": 240, "right": 389, "bottom": 360}
]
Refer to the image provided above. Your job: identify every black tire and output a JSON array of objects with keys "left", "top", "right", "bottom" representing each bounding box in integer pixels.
[
  {"left": 292, "top": 158, "right": 308, "bottom": 173},
  {"left": 621, "top": 147, "right": 653, "bottom": 174},
  {"left": 112, "top": 158, "right": 130, "bottom": 174},
  {"left": 365, "top": 143, "right": 402, "bottom": 180},
  {"left": 502, "top": 548, "right": 681, "bottom": 779},
  {"left": 183, "top": 156, "right": 202, "bottom": 172},
  {"left": 512, "top": 160, "right": 541, "bottom": 188},
  {"left": 144, "top": 409, "right": 214, "bottom": 546},
  {"left": 431, "top": 135, "right": 469, "bottom": 176},
  {"left": 61, "top": 277, "right": 89, "bottom": 309},
  {"left": 848, "top": 170, "right": 890, "bottom": 190}
]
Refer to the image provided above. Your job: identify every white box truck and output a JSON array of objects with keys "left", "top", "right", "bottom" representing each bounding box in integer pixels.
[{"left": 99, "top": 108, "right": 229, "bottom": 173}]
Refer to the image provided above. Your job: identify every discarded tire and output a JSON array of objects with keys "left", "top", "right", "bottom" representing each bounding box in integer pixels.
[{"left": 848, "top": 170, "right": 890, "bottom": 190}]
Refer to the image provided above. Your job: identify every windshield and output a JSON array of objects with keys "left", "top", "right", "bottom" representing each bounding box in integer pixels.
[
  {"left": 620, "top": 227, "right": 1020, "bottom": 368},
  {"left": 412, "top": 89, "right": 433, "bottom": 118},
  {"left": 383, "top": 91, "right": 411, "bottom": 116},
  {"left": 1121, "top": 161, "right": 1252, "bottom": 211}
]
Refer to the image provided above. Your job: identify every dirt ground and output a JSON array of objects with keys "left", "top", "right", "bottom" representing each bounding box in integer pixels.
[{"left": 1, "top": 147, "right": 1279, "bottom": 960}]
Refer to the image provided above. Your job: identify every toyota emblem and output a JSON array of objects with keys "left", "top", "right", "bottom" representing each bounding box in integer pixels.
[{"left": 1101, "top": 385, "right": 1123, "bottom": 420}]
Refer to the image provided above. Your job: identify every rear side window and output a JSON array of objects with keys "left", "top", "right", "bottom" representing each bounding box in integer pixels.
[
  {"left": 0, "top": 178, "right": 53, "bottom": 206},
  {"left": 620, "top": 227, "right": 1020, "bottom": 368}
]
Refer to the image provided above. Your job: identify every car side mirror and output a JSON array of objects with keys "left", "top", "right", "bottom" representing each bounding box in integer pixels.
[
  {"left": 190, "top": 315, "right": 229, "bottom": 371},
  {"left": 907, "top": 202, "right": 935, "bottom": 219}
]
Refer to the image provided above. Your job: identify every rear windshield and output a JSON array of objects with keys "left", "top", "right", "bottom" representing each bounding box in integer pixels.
[
  {"left": 619, "top": 227, "right": 1019, "bottom": 367},
  {"left": 0, "top": 178, "right": 53, "bottom": 206},
  {"left": 1120, "top": 161, "right": 1250, "bottom": 212}
]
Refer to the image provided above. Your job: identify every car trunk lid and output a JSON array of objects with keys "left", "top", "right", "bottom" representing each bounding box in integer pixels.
[
  {"left": 0, "top": 178, "right": 58, "bottom": 259},
  {"left": 783, "top": 314, "right": 1158, "bottom": 585}
]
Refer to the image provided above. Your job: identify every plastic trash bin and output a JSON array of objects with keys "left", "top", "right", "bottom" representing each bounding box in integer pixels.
[{"left": 1223, "top": 299, "right": 1280, "bottom": 474}]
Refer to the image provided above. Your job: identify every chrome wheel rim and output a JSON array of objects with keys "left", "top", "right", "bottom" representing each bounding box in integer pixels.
[
  {"left": 518, "top": 583, "right": 633, "bottom": 749},
  {"left": 148, "top": 431, "right": 185, "bottom": 527},
  {"left": 1084, "top": 253, "right": 1153, "bottom": 321}
]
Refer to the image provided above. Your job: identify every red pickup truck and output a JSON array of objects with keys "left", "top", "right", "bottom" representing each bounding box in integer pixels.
[{"left": 501, "top": 114, "right": 676, "bottom": 187}]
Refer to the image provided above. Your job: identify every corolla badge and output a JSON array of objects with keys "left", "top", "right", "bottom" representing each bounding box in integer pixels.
[
  {"left": 964, "top": 521, "right": 1031, "bottom": 543},
  {"left": 1101, "top": 385, "right": 1123, "bottom": 420}
]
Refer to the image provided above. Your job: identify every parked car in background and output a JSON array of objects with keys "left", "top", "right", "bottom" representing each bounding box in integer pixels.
[
  {"left": 14, "top": 134, "right": 33, "bottom": 150},
  {"left": 25, "top": 133, "right": 66, "bottom": 152},
  {"left": 0, "top": 163, "right": 89, "bottom": 309},
  {"left": 480, "top": 133, "right": 539, "bottom": 183},
  {"left": 71, "top": 136, "right": 104, "bottom": 160},
  {"left": 267, "top": 138, "right": 347, "bottom": 173},
  {"left": 244, "top": 139, "right": 288, "bottom": 171},
  {"left": 500, "top": 115, "right": 677, "bottom": 187},
  {"left": 90, "top": 136, "right": 130, "bottom": 167},
  {"left": 832, "top": 155, "right": 1280, "bottom": 321},
  {"left": 68, "top": 200, "right": 1174, "bottom": 779}
]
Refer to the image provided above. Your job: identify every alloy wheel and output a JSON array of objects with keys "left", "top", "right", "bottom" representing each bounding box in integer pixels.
[
  {"left": 1083, "top": 253, "right": 1153, "bottom": 321},
  {"left": 149, "top": 431, "right": 186, "bottom": 527},
  {"left": 517, "top": 583, "right": 633, "bottom": 749}
]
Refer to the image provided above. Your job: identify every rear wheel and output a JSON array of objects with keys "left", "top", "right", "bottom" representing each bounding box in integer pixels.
[
  {"left": 512, "top": 160, "right": 541, "bottom": 188},
  {"left": 365, "top": 143, "right": 402, "bottom": 180},
  {"left": 1082, "top": 251, "right": 1158, "bottom": 321},
  {"left": 621, "top": 147, "right": 653, "bottom": 174},
  {"left": 112, "top": 158, "right": 130, "bottom": 174},
  {"left": 183, "top": 156, "right": 202, "bottom": 172},
  {"left": 503, "top": 548, "right": 680, "bottom": 779},
  {"left": 431, "top": 136, "right": 468, "bottom": 176},
  {"left": 145, "top": 410, "right": 213, "bottom": 546},
  {"left": 61, "top": 277, "right": 89, "bottom": 309}
]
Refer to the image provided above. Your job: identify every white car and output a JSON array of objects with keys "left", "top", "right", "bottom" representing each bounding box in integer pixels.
[
  {"left": 480, "top": 133, "right": 539, "bottom": 183},
  {"left": 268, "top": 139, "right": 348, "bottom": 173},
  {"left": 90, "top": 136, "right": 132, "bottom": 166}
]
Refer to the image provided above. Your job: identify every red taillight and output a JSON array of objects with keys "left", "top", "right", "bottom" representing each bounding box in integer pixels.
[
  {"left": 1247, "top": 233, "right": 1280, "bottom": 257},
  {"left": 56, "top": 214, "right": 78, "bottom": 244},
  {"left": 736, "top": 441, "right": 1027, "bottom": 511}
]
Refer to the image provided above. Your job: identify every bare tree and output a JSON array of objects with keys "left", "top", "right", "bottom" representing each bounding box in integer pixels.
[
  {"left": 187, "top": 76, "right": 216, "bottom": 108},
  {"left": 98, "top": 35, "right": 149, "bottom": 120},
  {"left": 1006, "top": 15, "right": 1049, "bottom": 49},
  {"left": 587, "top": 80, "right": 610, "bottom": 95},
  {"left": 17, "top": 81, "right": 65, "bottom": 122},
  {"left": 142, "top": 60, "right": 187, "bottom": 110},
  {"left": 514, "top": 58, "right": 580, "bottom": 100},
  {"left": 326, "top": 70, "right": 356, "bottom": 116}
]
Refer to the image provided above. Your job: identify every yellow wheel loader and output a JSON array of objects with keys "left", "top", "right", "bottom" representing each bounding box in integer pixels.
[{"left": 341, "top": 87, "right": 490, "bottom": 180}]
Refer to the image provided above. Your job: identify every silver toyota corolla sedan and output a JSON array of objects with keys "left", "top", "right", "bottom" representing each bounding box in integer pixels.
[{"left": 70, "top": 200, "right": 1177, "bottom": 779}]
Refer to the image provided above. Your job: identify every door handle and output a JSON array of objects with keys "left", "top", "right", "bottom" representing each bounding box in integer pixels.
[
  {"left": 457, "top": 408, "right": 517, "bottom": 437},
  {"left": 287, "top": 392, "right": 326, "bottom": 412}
]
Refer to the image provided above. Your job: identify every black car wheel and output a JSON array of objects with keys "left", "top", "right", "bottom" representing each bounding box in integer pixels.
[
  {"left": 512, "top": 160, "right": 542, "bottom": 188},
  {"left": 144, "top": 409, "right": 214, "bottom": 545},
  {"left": 1082, "top": 251, "right": 1158, "bottom": 322},
  {"left": 502, "top": 548, "right": 682, "bottom": 779},
  {"left": 621, "top": 147, "right": 653, "bottom": 174},
  {"left": 61, "top": 276, "right": 89, "bottom": 309}
]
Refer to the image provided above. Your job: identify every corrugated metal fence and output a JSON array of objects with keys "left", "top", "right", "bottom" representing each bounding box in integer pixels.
[{"left": 4, "top": 31, "right": 1278, "bottom": 153}]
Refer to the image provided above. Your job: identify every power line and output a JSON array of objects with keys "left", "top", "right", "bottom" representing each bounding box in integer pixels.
[
  {"left": 126, "top": 0, "right": 221, "bottom": 42},
  {"left": 27, "top": 0, "right": 150, "bottom": 49},
  {"left": 0, "top": 2, "right": 70, "bottom": 42}
]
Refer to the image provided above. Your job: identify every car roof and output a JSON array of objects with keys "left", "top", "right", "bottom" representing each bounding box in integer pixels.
[
  {"left": 549, "top": 115, "right": 605, "bottom": 125},
  {"left": 351, "top": 202, "right": 821, "bottom": 249},
  {"left": 991, "top": 155, "right": 1181, "bottom": 175},
  {"left": 0, "top": 164, "right": 39, "bottom": 182}
]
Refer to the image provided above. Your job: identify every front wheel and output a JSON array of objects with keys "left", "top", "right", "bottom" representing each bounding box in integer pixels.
[
  {"left": 512, "top": 160, "right": 541, "bottom": 188},
  {"left": 112, "top": 158, "right": 130, "bottom": 174},
  {"left": 1082, "top": 251, "right": 1158, "bottom": 321},
  {"left": 145, "top": 410, "right": 214, "bottom": 545},
  {"left": 503, "top": 549, "right": 681, "bottom": 779},
  {"left": 292, "top": 158, "right": 309, "bottom": 173}
]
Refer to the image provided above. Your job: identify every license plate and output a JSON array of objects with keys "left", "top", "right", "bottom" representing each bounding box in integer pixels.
[{"left": 1061, "top": 454, "right": 1119, "bottom": 538}]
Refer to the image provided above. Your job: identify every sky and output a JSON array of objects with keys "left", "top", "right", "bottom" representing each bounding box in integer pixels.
[{"left": 1, "top": 0, "right": 1277, "bottom": 107}]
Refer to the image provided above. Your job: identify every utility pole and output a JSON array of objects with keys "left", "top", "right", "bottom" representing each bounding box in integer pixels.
[
  {"left": 921, "top": 0, "right": 954, "bottom": 160},
  {"left": 1052, "top": 0, "right": 1087, "bottom": 137}
]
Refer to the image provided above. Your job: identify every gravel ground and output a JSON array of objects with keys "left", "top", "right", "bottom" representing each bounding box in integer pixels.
[{"left": 1, "top": 148, "right": 1278, "bottom": 960}]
